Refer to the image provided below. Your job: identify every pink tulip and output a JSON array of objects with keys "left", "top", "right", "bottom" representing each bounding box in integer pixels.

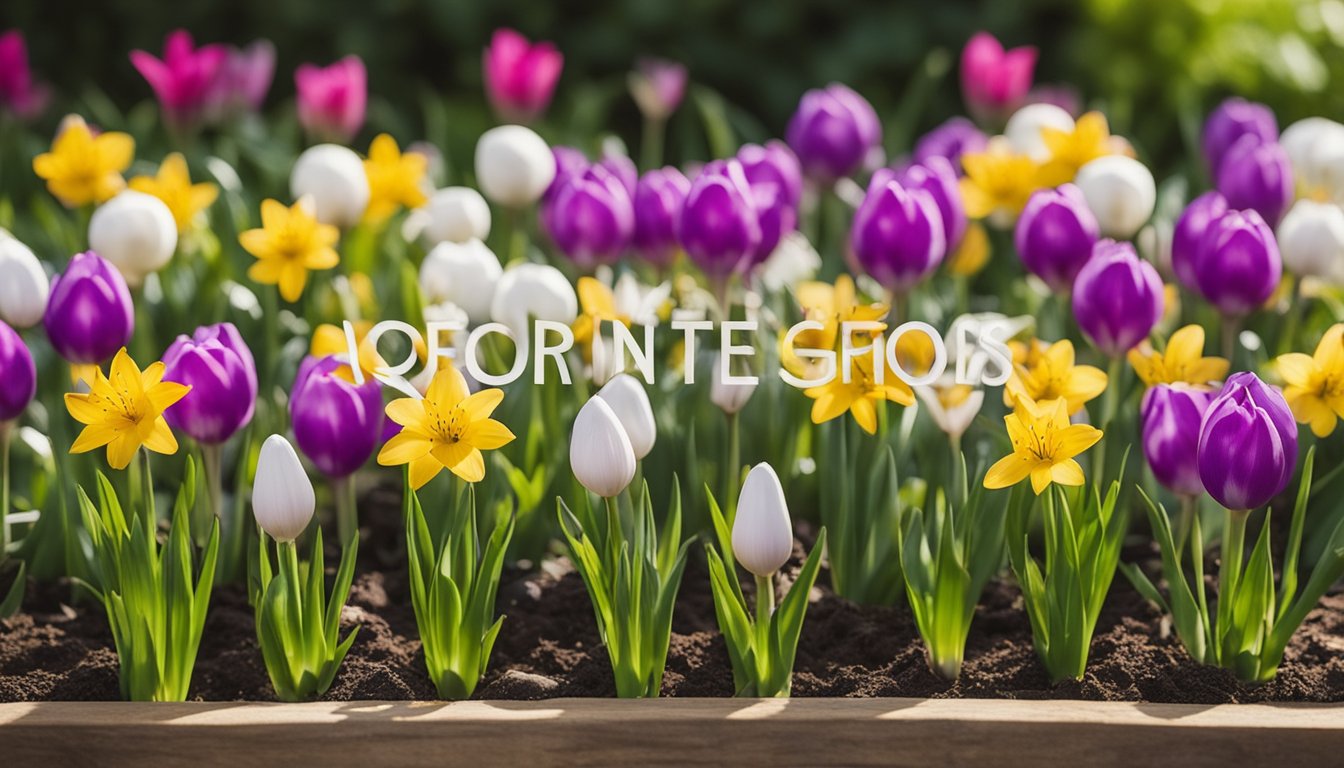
[
  {"left": 209, "top": 40, "right": 276, "bottom": 117},
  {"left": 483, "top": 28, "right": 562, "bottom": 124},
  {"left": 629, "top": 57, "right": 687, "bottom": 122},
  {"left": 295, "top": 55, "right": 366, "bottom": 143},
  {"left": 130, "top": 29, "right": 228, "bottom": 129},
  {"left": 960, "top": 31, "right": 1036, "bottom": 125},
  {"left": 0, "top": 30, "right": 50, "bottom": 119}
]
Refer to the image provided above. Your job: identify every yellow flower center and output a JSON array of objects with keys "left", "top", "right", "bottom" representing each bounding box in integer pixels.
[{"left": 429, "top": 404, "right": 469, "bottom": 444}]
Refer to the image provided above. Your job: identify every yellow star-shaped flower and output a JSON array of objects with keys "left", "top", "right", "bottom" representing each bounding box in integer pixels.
[
  {"left": 65, "top": 348, "right": 191, "bottom": 470},
  {"left": 240, "top": 198, "right": 341, "bottom": 302},
  {"left": 782, "top": 274, "right": 889, "bottom": 380},
  {"left": 1278, "top": 324, "right": 1344, "bottom": 438},
  {"left": 363, "top": 133, "right": 429, "bottom": 223},
  {"left": 1128, "top": 324, "right": 1229, "bottom": 390},
  {"left": 1004, "top": 338, "right": 1108, "bottom": 415},
  {"left": 129, "top": 152, "right": 219, "bottom": 233},
  {"left": 984, "top": 395, "right": 1103, "bottom": 495},
  {"left": 958, "top": 145, "right": 1042, "bottom": 226},
  {"left": 804, "top": 351, "right": 915, "bottom": 435},
  {"left": 573, "top": 276, "right": 632, "bottom": 354},
  {"left": 33, "top": 116, "right": 134, "bottom": 207},
  {"left": 1037, "top": 111, "right": 1112, "bottom": 187}
]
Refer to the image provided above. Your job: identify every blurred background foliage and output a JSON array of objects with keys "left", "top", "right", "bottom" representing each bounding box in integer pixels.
[{"left": 4, "top": 0, "right": 1344, "bottom": 179}]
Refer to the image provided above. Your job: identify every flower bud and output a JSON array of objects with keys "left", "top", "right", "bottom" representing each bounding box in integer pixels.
[
  {"left": 732, "top": 462, "right": 794, "bottom": 577},
  {"left": 0, "top": 320, "right": 36, "bottom": 422},
  {"left": 1195, "top": 209, "right": 1281, "bottom": 317},
  {"left": 628, "top": 57, "right": 687, "bottom": 122},
  {"left": 1277, "top": 199, "right": 1344, "bottom": 281},
  {"left": 422, "top": 187, "right": 491, "bottom": 244},
  {"left": 483, "top": 28, "right": 562, "bottom": 124},
  {"left": 1004, "top": 103, "right": 1074, "bottom": 162},
  {"left": 1141, "top": 384, "right": 1213, "bottom": 497},
  {"left": 1281, "top": 117, "right": 1344, "bottom": 200},
  {"left": 570, "top": 396, "right": 636, "bottom": 498},
  {"left": 632, "top": 167, "right": 690, "bottom": 268},
  {"left": 1071, "top": 240, "right": 1163, "bottom": 357},
  {"left": 785, "top": 83, "right": 881, "bottom": 182},
  {"left": 295, "top": 56, "right": 366, "bottom": 143},
  {"left": 1198, "top": 372, "right": 1297, "bottom": 510},
  {"left": 1014, "top": 183, "right": 1099, "bottom": 290},
  {"left": 1075, "top": 155, "right": 1156, "bottom": 240},
  {"left": 1216, "top": 135, "right": 1293, "bottom": 226},
  {"left": 490, "top": 262, "right": 578, "bottom": 339},
  {"left": 679, "top": 159, "right": 762, "bottom": 277},
  {"left": 960, "top": 32, "right": 1036, "bottom": 124},
  {"left": 88, "top": 190, "right": 177, "bottom": 288},
  {"left": 850, "top": 172, "right": 946, "bottom": 293},
  {"left": 1202, "top": 97, "right": 1277, "bottom": 175},
  {"left": 1170, "top": 191, "right": 1228, "bottom": 293},
  {"left": 0, "top": 230, "right": 49, "bottom": 329},
  {"left": 289, "top": 355, "right": 383, "bottom": 478},
  {"left": 252, "top": 434, "right": 315, "bottom": 542},
  {"left": 710, "top": 354, "right": 756, "bottom": 415},
  {"left": 419, "top": 239, "right": 502, "bottom": 325},
  {"left": 899, "top": 156, "right": 966, "bottom": 249},
  {"left": 43, "top": 250, "right": 134, "bottom": 366},
  {"left": 739, "top": 140, "right": 803, "bottom": 211},
  {"left": 475, "top": 124, "right": 556, "bottom": 208},
  {"left": 290, "top": 144, "right": 370, "bottom": 228},
  {"left": 913, "top": 117, "right": 987, "bottom": 172},
  {"left": 541, "top": 164, "right": 634, "bottom": 269},
  {"left": 595, "top": 373, "right": 656, "bottom": 460},
  {"left": 162, "top": 322, "right": 257, "bottom": 445}
]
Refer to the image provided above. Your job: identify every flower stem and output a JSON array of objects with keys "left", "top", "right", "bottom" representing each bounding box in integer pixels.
[
  {"left": 604, "top": 494, "right": 623, "bottom": 568},
  {"left": 506, "top": 207, "right": 528, "bottom": 265},
  {"left": 754, "top": 573, "right": 775, "bottom": 625},
  {"left": 1175, "top": 494, "right": 1197, "bottom": 556},
  {"left": 724, "top": 412, "right": 740, "bottom": 518},
  {"left": 1215, "top": 508, "right": 1248, "bottom": 662},
  {"left": 1220, "top": 314, "right": 1240, "bottom": 365},
  {"left": 0, "top": 421, "right": 11, "bottom": 557},
  {"left": 1093, "top": 355, "right": 1124, "bottom": 479},
  {"left": 334, "top": 475, "right": 358, "bottom": 549},
  {"left": 199, "top": 442, "right": 223, "bottom": 548},
  {"left": 640, "top": 117, "right": 665, "bottom": 171}
]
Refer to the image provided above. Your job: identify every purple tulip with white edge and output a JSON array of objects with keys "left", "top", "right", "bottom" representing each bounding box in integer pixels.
[
  {"left": 289, "top": 355, "right": 383, "bottom": 479},
  {"left": 1014, "top": 184, "right": 1100, "bottom": 291},
  {"left": 1141, "top": 384, "right": 1214, "bottom": 498},
  {"left": 541, "top": 164, "right": 635, "bottom": 270},
  {"left": 1170, "top": 191, "right": 1229, "bottom": 294},
  {"left": 1194, "top": 208, "right": 1281, "bottom": 317},
  {"left": 785, "top": 83, "right": 881, "bottom": 182},
  {"left": 849, "top": 171, "right": 946, "bottom": 294},
  {"left": 1071, "top": 240, "right": 1163, "bottom": 358},
  {"left": 1216, "top": 135, "right": 1293, "bottom": 227},
  {"left": 161, "top": 322, "right": 257, "bottom": 445},
  {"left": 1197, "top": 372, "right": 1297, "bottom": 511},
  {"left": 1202, "top": 97, "right": 1277, "bottom": 177},
  {"left": 678, "top": 159, "right": 762, "bottom": 278},
  {"left": 42, "top": 250, "right": 134, "bottom": 368},
  {"left": 632, "top": 167, "right": 690, "bottom": 269}
]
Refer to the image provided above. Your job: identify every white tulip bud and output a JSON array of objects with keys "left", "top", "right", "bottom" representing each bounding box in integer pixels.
[
  {"left": 490, "top": 262, "right": 578, "bottom": 339},
  {"left": 423, "top": 187, "right": 492, "bottom": 244},
  {"left": 732, "top": 463, "right": 794, "bottom": 578},
  {"left": 419, "top": 239, "right": 502, "bottom": 324},
  {"left": 596, "top": 373, "right": 656, "bottom": 460},
  {"left": 0, "top": 231, "right": 49, "bottom": 329},
  {"left": 1004, "top": 103, "right": 1075, "bottom": 162},
  {"left": 1281, "top": 118, "right": 1344, "bottom": 200},
  {"left": 475, "top": 125, "right": 556, "bottom": 208},
  {"left": 1278, "top": 199, "right": 1344, "bottom": 281},
  {"left": 290, "top": 144, "right": 370, "bottom": 227},
  {"left": 710, "top": 355, "right": 756, "bottom": 415},
  {"left": 252, "top": 434, "right": 315, "bottom": 542},
  {"left": 1075, "top": 155, "right": 1156, "bottom": 240},
  {"left": 88, "top": 190, "right": 178, "bottom": 288},
  {"left": 570, "top": 397, "right": 637, "bottom": 498}
]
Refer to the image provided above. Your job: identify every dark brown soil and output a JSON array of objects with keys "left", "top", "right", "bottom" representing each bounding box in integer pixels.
[{"left": 3, "top": 506, "right": 1344, "bottom": 703}]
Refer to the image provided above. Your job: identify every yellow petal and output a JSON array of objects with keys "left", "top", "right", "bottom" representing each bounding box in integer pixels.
[
  {"left": 106, "top": 433, "right": 142, "bottom": 470},
  {"left": 385, "top": 398, "right": 429, "bottom": 430},
  {"left": 850, "top": 397, "right": 878, "bottom": 434},
  {"left": 578, "top": 277, "right": 617, "bottom": 318},
  {"left": 142, "top": 419, "right": 179, "bottom": 455},
  {"left": 1049, "top": 458, "right": 1086, "bottom": 487},
  {"left": 1276, "top": 353, "right": 1316, "bottom": 388},
  {"left": 146, "top": 381, "right": 191, "bottom": 412},
  {"left": 447, "top": 447, "right": 486, "bottom": 483},
  {"left": 1055, "top": 423, "right": 1104, "bottom": 457},
  {"left": 278, "top": 263, "right": 309, "bottom": 302},
  {"left": 378, "top": 432, "right": 433, "bottom": 465},
  {"left": 459, "top": 388, "right": 505, "bottom": 421},
  {"left": 426, "top": 365, "right": 470, "bottom": 409},
  {"left": 1165, "top": 325, "right": 1205, "bottom": 365},
  {"left": 984, "top": 454, "right": 1033, "bottom": 489},
  {"left": 70, "top": 424, "right": 119, "bottom": 454},
  {"left": 1029, "top": 464, "right": 1053, "bottom": 495},
  {"left": 465, "top": 419, "right": 516, "bottom": 450},
  {"left": 408, "top": 454, "right": 444, "bottom": 490}
]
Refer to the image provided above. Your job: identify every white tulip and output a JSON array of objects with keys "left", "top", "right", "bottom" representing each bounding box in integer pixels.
[
  {"left": 612, "top": 272, "right": 671, "bottom": 327},
  {"left": 1277, "top": 199, "right": 1344, "bottom": 281},
  {"left": 88, "top": 190, "right": 178, "bottom": 288},
  {"left": 758, "top": 231, "right": 821, "bottom": 293},
  {"left": 0, "top": 231, "right": 49, "bottom": 329},
  {"left": 1004, "top": 103, "right": 1075, "bottom": 162},
  {"left": 1075, "top": 155, "right": 1156, "bottom": 239},
  {"left": 490, "top": 262, "right": 578, "bottom": 340},
  {"left": 710, "top": 354, "right": 756, "bottom": 415},
  {"left": 732, "top": 463, "right": 794, "bottom": 578},
  {"left": 1281, "top": 118, "right": 1344, "bottom": 201},
  {"left": 419, "top": 239, "right": 502, "bottom": 324},
  {"left": 252, "top": 435, "right": 315, "bottom": 542},
  {"left": 475, "top": 125, "right": 556, "bottom": 207},
  {"left": 290, "top": 143, "right": 370, "bottom": 227},
  {"left": 570, "top": 396, "right": 637, "bottom": 498},
  {"left": 422, "top": 187, "right": 492, "bottom": 244},
  {"left": 596, "top": 373, "right": 656, "bottom": 460}
]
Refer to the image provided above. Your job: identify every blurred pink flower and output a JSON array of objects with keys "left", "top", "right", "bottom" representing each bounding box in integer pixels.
[
  {"left": 960, "top": 31, "right": 1036, "bottom": 125},
  {"left": 0, "top": 30, "right": 50, "bottom": 119},
  {"left": 629, "top": 57, "right": 687, "bottom": 122},
  {"left": 210, "top": 40, "right": 276, "bottom": 117},
  {"left": 130, "top": 29, "right": 228, "bottom": 129},
  {"left": 483, "top": 28, "right": 562, "bottom": 124},
  {"left": 295, "top": 55, "right": 366, "bottom": 143}
]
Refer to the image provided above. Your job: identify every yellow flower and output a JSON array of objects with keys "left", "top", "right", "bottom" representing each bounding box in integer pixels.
[
  {"left": 64, "top": 348, "right": 190, "bottom": 470},
  {"left": 240, "top": 199, "right": 341, "bottom": 302},
  {"left": 805, "top": 351, "right": 915, "bottom": 435},
  {"left": 1037, "top": 111, "right": 1112, "bottom": 187},
  {"left": 129, "top": 153, "right": 218, "bottom": 232},
  {"left": 1010, "top": 338, "right": 1049, "bottom": 368},
  {"left": 311, "top": 321, "right": 388, "bottom": 382},
  {"left": 947, "top": 220, "right": 991, "bottom": 276},
  {"left": 1128, "top": 324, "right": 1229, "bottom": 389},
  {"left": 984, "top": 396, "right": 1103, "bottom": 495},
  {"left": 1278, "top": 324, "right": 1344, "bottom": 438},
  {"left": 782, "top": 275, "right": 888, "bottom": 379},
  {"left": 573, "top": 276, "right": 631, "bottom": 352},
  {"left": 958, "top": 146, "right": 1041, "bottom": 225},
  {"left": 363, "top": 134, "right": 428, "bottom": 223},
  {"left": 377, "top": 364, "right": 515, "bottom": 489},
  {"left": 32, "top": 116, "right": 134, "bottom": 207},
  {"left": 1004, "top": 338, "right": 1108, "bottom": 415}
]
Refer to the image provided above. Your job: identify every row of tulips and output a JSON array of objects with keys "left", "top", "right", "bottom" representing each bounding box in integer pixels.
[{"left": 1, "top": 27, "right": 1344, "bottom": 702}]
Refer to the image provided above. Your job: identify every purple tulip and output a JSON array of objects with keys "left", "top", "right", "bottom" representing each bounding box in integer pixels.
[
  {"left": 960, "top": 32, "right": 1036, "bottom": 124},
  {"left": 541, "top": 165, "right": 635, "bottom": 269},
  {"left": 898, "top": 157, "right": 966, "bottom": 250},
  {"left": 42, "top": 251, "right": 134, "bottom": 366},
  {"left": 629, "top": 57, "right": 687, "bottom": 122},
  {"left": 1071, "top": 240, "right": 1163, "bottom": 357},
  {"left": 678, "top": 159, "right": 762, "bottom": 277},
  {"left": 1194, "top": 209, "right": 1281, "bottom": 317},
  {"left": 1170, "top": 191, "right": 1229, "bottom": 293},
  {"left": 1216, "top": 136, "right": 1293, "bottom": 226},
  {"left": 162, "top": 323, "right": 257, "bottom": 445},
  {"left": 1202, "top": 97, "right": 1277, "bottom": 176},
  {"left": 0, "top": 31, "right": 49, "bottom": 120},
  {"left": 483, "top": 28, "right": 563, "bottom": 124},
  {"left": 209, "top": 40, "right": 275, "bottom": 115},
  {"left": 598, "top": 151, "right": 638, "bottom": 199},
  {"left": 1141, "top": 385, "right": 1214, "bottom": 497},
  {"left": 545, "top": 145, "right": 590, "bottom": 201},
  {"left": 1014, "top": 184, "right": 1101, "bottom": 291},
  {"left": 1198, "top": 372, "right": 1297, "bottom": 510},
  {"left": 785, "top": 83, "right": 881, "bottom": 182},
  {"left": 295, "top": 55, "right": 366, "bottom": 143},
  {"left": 0, "top": 321, "right": 35, "bottom": 422},
  {"left": 130, "top": 29, "right": 227, "bottom": 130},
  {"left": 632, "top": 167, "right": 690, "bottom": 268},
  {"left": 850, "top": 173, "right": 946, "bottom": 293},
  {"left": 290, "top": 355, "right": 383, "bottom": 479},
  {"left": 912, "top": 117, "right": 988, "bottom": 173},
  {"left": 738, "top": 141, "right": 803, "bottom": 211}
]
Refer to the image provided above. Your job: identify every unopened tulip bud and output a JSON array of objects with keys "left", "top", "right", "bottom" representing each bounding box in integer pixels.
[
  {"left": 1075, "top": 155, "right": 1156, "bottom": 240},
  {"left": 1198, "top": 372, "right": 1297, "bottom": 511},
  {"left": 475, "top": 124, "right": 556, "bottom": 208},
  {"left": 490, "top": 262, "right": 578, "bottom": 340},
  {"left": 570, "top": 396, "right": 636, "bottom": 498},
  {"left": 732, "top": 463, "right": 794, "bottom": 577},
  {"left": 0, "top": 320, "right": 36, "bottom": 422},
  {"left": 252, "top": 434, "right": 316, "bottom": 542},
  {"left": 290, "top": 144, "right": 370, "bottom": 228},
  {"left": 1004, "top": 103, "right": 1074, "bottom": 162},
  {"left": 596, "top": 373, "right": 656, "bottom": 459},
  {"left": 419, "top": 239, "right": 502, "bottom": 325},
  {"left": 710, "top": 354, "right": 756, "bottom": 415},
  {"left": 88, "top": 190, "right": 178, "bottom": 288},
  {"left": 0, "top": 231, "right": 49, "bottom": 329},
  {"left": 422, "top": 186, "right": 492, "bottom": 244},
  {"left": 1277, "top": 199, "right": 1344, "bottom": 281}
]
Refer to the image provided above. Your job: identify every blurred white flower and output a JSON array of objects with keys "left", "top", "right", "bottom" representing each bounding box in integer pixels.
[
  {"left": 1075, "top": 155, "right": 1156, "bottom": 239},
  {"left": 475, "top": 125, "right": 556, "bottom": 207},
  {"left": 88, "top": 190, "right": 178, "bottom": 288},
  {"left": 596, "top": 373, "right": 656, "bottom": 459},
  {"left": 422, "top": 186, "right": 492, "bottom": 244},
  {"left": 0, "top": 230, "right": 49, "bottom": 329},
  {"left": 419, "top": 238, "right": 502, "bottom": 324},
  {"left": 290, "top": 144, "right": 370, "bottom": 227},
  {"left": 1005, "top": 103, "right": 1075, "bottom": 162}
]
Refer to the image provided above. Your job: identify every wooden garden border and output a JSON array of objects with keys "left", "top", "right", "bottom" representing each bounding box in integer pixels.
[{"left": 1, "top": 698, "right": 1342, "bottom": 766}]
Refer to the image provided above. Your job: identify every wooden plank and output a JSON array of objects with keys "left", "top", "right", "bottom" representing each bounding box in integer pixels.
[{"left": 1, "top": 698, "right": 1342, "bottom": 767}]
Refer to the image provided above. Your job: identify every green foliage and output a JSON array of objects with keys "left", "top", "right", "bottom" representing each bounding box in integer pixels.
[
  {"left": 405, "top": 474, "right": 514, "bottom": 700},
  {"left": 77, "top": 457, "right": 219, "bottom": 701},
  {"left": 821, "top": 422, "right": 902, "bottom": 605},
  {"left": 557, "top": 479, "right": 690, "bottom": 698}
]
